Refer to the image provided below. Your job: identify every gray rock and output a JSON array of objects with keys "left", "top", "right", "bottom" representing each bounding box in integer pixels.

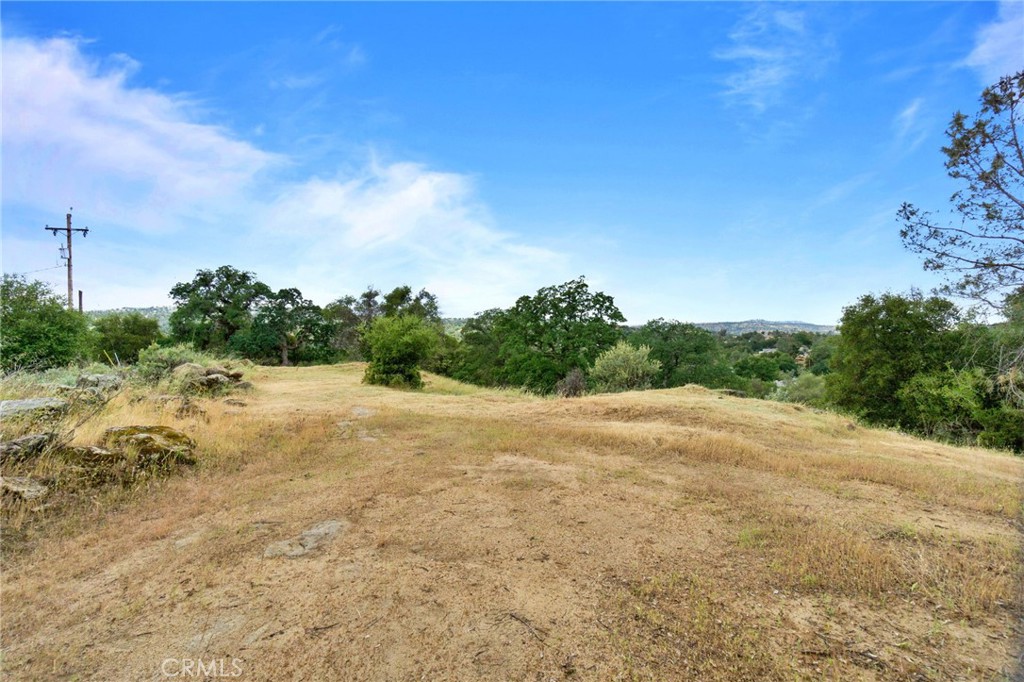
[
  {"left": 61, "top": 445, "right": 122, "bottom": 467},
  {"left": 76, "top": 373, "right": 123, "bottom": 390},
  {"left": 264, "top": 519, "right": 348, "bottom": 558},
  {"left": 1, "top": 476, "right": 49, "bottom": 501},
  {"left": 0, "top": 398, "right": 69, "bottom": 421},
  {"left": 101, "top": 425, "right": 197, "bottom": 467},
  {"left": 171, "top": 363, "right": 205, "bottom": 378},
  {"left": 0, "top": 432, "right": 57, "bottom": 465}
]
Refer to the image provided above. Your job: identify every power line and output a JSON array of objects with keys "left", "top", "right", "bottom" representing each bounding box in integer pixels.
[{"left": 7, "top": 265, "right": 66, "bottom": 276}]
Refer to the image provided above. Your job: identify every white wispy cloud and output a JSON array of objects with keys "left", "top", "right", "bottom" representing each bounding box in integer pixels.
[
  {"left": 1, "top": 33, "right": 565, "bottom": 313},
  {"left": 892, "top": 97, "right": 928, "bottom": 153},
  {"left": 715, "top": 6, "right": 836, "bottom": 114},
  {"left": 963, "top": 0, "right": 1024, "bottom": 84},
  {"left": 259, "top": 161, "right": 566, "bottom": 314},
  {"left": 313, "top": 23, "right": 366, "bottom": 68},
  {"left": 2, "top": 34, "right": 280, "bottom": 234},
  {"left": 270, "top": 73, "right": 325, "bottom": 90}
]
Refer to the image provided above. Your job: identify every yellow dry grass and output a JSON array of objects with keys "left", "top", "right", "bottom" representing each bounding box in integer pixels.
[{"left": 2, "top": 363, "right": 1022, "bottom": 681}]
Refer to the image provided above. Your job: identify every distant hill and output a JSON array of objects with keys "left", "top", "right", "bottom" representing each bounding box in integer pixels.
[
  {"left": 442, "top": 318, "right": 835, "bottom": 336},
  {"left": 692, "top": 320, "right": 836, "bottom": 335}
]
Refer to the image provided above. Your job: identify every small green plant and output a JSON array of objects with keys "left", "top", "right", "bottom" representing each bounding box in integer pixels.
[{"left": 589, "top": 341, "right": 661, "bottom": 393}]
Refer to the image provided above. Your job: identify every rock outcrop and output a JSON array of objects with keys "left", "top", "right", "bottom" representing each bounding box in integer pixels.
[
  {"left": 101, "top": 425, "right": 197, "bottom": 468},
  {"left": 0, "top": 433, "right": 57, "bottom": 466},
  {"left": 0, "top": 398, "right": 69, "bottom": 421}
]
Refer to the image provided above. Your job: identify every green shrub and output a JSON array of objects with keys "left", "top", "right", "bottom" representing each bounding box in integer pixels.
[
  {"left": 135, "top": 344, "right": 222, "bottom": 383},
  {"left": 362, "top": 315, "right": 439, "bottom": 389},
  {"left": 1, "top": 275, "right": 91, "bottom": 371},
  {"left": 91, "top": 312, "right": 163, "bottom": 365},
  {"left": 589, "top": 341, "right": 661, "bottom": 393},
  {"left": 771, "top": 373, "right": 828, "bottom": 408}
]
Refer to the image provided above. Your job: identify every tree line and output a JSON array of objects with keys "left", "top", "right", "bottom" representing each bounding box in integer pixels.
[
  {"left": 1, "top": 72, "right": 1020, "bottom": 451},
  {"left": 3, "top": 268, "right": 1020, "bottom": 451}
]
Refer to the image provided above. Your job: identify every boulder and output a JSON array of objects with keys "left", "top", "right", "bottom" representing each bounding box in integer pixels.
[
  {"left": 171, "top": 364, "right": 238, "bottom": 393},
  {"left": 0, "top": 398, "right": 69, "bottom": 421},
  {"left": 61, "top": 445, "right": 123, "bottom": 468},
  {"left": 0, "top": 476, "right": 48, "bottom": 501},
  {"left": 76, "top": 373, "right": 123, "bottom": 391},
  {"left": 172, "top": 363, "right": 206, "bottom": 378},
  {"left": 101, "top": 425, "right": 197, "bottom": 467},
  {"left": 0, "top": 432, "right": 57, "bottom": 466},
  {"left": 203, "top": 373, "right": 232, "bottom": 388}
]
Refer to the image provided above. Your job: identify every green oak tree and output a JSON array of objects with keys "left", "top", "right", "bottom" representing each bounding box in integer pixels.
[
  {"left": 493, "top": 277, "right": 625, "bottom": 393},
  {"left": 826, "top": 292, "right": 963, "bottom": 425},
  {"left": 91, "top": 312, "right": 162, "bottom": 364},
  {"left": 169, "top": 266, "right": 271, "bottom": 350}
]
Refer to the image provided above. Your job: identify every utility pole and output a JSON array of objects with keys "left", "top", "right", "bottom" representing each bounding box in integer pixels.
[{"left": 44, "top": 209, "right": 89, "bottom": 310}]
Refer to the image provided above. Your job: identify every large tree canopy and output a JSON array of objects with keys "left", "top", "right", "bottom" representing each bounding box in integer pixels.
[
  {"left": 493, "top": 277, "right": 625, "bottom": 393},
  {"left": 169, "top": 266, "right": 271, "bottom": 350},
  {"left": 628, "top": 319, "right": 738, "bottom": 389},
  {"left": 899, "top": 71, "right": 1024, "bottom": 309},
  {"left": 232, "top": 288, "right": 333, "bottom": 366},
  {"left": 826, "top": 292, "right": 963, "bottom": 426}
]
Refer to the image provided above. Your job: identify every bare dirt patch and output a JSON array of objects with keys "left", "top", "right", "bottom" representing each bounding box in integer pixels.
[{"left": 2, "top": 363, "right": 1021, "bottom": 680}]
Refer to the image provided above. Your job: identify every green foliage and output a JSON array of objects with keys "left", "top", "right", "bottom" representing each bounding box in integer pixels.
[
  {"left": 806, "top": 335, "right": 838, "bottom": 375},
  {"left": 381, "top": 285, "right": 441, "bottom": 321},
  {"left": 734, "top": 353, "right": 787, "bottom": 382},
  {"left": 362, "top": 315, "right": 439, "bottom": 389},
  {"left": 629, "top": 319, "right": 740, "bottom": 389},
  {"left": 590, "top": 341, "right": 662, "bottom": 393},
  {"left": 899, "top": 71, "right": 1024, "bottom": 308},
  {"left": 322, "top": 295, "right": 365, "bottom": 360},
  {"left": 826, "top": 292, "right": 962, "bottom": 426},
  {"left": 91, "top": 312, "right": 162, "bottom": 364},
  {"left": 896, "top": 368, "right": 983, "bottom": 441},
  {"left": 230, "top": 288, "right": 335, "bottom": 365},
  {"left": 324, "top": 285, "right": 443, "bottom": 362},
  {"left": 0, "top": 275, "right": 91, "bottom": 371},
  {"left": 771, "top": 372, "right": 828, "bottom": 408},
  {"left": 493, "top": 277, "right": 625, "bottom": 393},
  {"left": 135, "top": 344, "right": 223, "bottom": 383},
  {"left": 896, "top": 368, "right": 1024, "bottom": 450},
  {"left": 169, "top": 265, "right": 271, "bottom": 350},
  {"left": 450, "top": 309, "right": 505, "bottom": 386}
]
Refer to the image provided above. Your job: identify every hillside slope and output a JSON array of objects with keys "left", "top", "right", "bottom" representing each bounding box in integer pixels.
[{"left": 3, "top": 364, "right": 1022, "bottom": 680}]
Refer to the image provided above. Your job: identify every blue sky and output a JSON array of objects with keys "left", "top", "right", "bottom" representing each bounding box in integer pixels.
[{"left": 2, "top": 2, "right": 1022, "bottom": 324}]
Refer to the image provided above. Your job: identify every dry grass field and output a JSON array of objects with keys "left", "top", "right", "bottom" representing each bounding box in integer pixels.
[{"left": 2, "top": 363, "right": 1023, "bottom": 680}]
